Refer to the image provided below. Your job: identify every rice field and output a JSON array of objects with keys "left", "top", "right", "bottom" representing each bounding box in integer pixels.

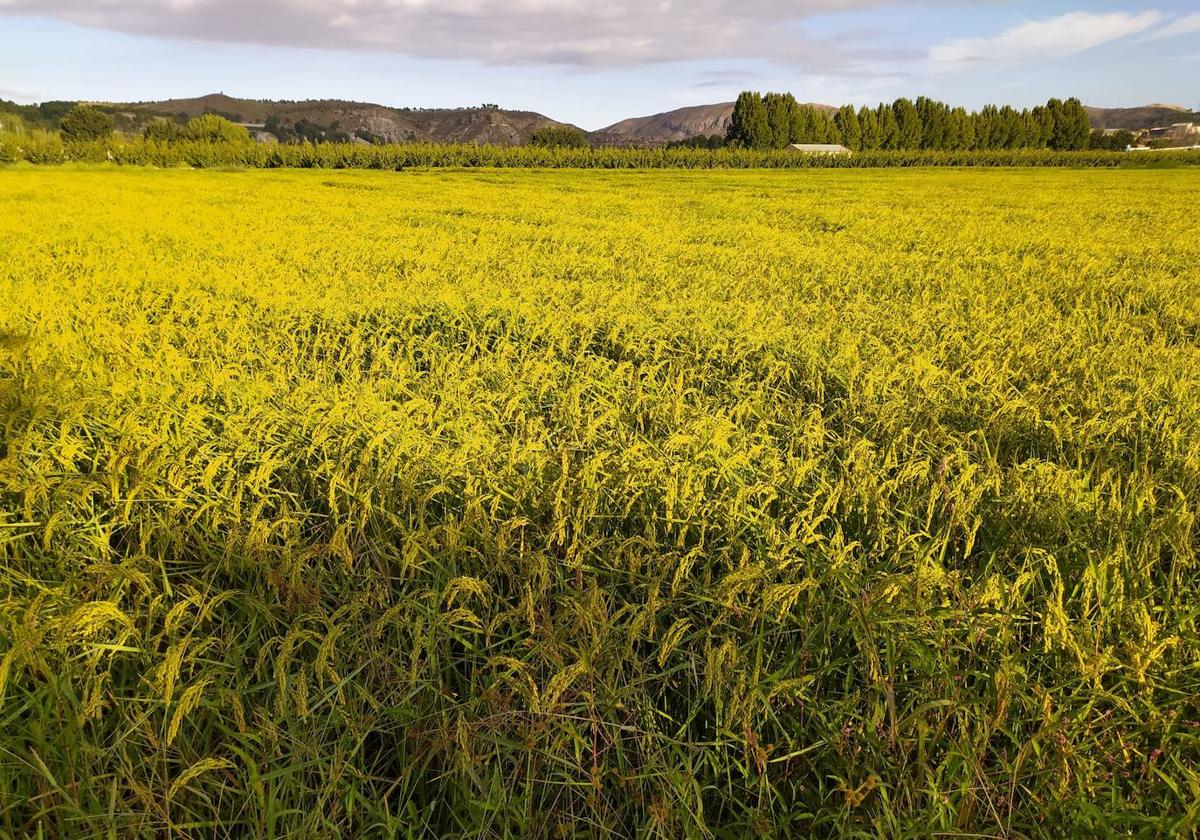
[{"left": 1, "top": 166, "right": 1199, "bottom": 838}]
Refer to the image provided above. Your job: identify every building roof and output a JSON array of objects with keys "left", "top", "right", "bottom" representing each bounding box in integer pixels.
[{"left": 789, "top": 143, "right": 852, "bottom": 154}]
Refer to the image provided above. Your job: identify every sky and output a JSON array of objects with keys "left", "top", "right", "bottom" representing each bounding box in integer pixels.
[{"left": 1, "top": 2, "right": 1198, "bottom": 130}]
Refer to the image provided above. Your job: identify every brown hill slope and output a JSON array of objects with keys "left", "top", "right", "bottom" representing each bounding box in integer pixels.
[
  {"left": 1086, "top": 104, "right": 1200, "bottom": 130},
  {"left": 124, "top": 93, "right": 578, "bottom": 145},
  {"left": 592, "top": 102, "right": 736, "bottom": 145},
  {"left": 591, "top": 101, "right": 836, "bottom": 146}
]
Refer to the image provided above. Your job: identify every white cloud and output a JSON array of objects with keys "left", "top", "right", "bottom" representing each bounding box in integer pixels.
[
  {"left": 929, "top": 11, "right": 1162, "bottom": 69},
  {"left": 0, "top": 87, "right": 42, "bottom": 103},
  {"left": 1142, "top": 12, "right": 1200, "bottom": 42},
  {"left": 0, "top": 0, "right": 906, "bottom": 67}
]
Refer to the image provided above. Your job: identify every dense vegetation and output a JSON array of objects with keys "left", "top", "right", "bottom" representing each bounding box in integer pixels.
[
  {"left": 1089, "top": 129, "right": 1138, "bottom": 151},
  {"left": 57, "top": 104, "right": 116, "bottom": 142},
  {"left": 727, "top": 93, "right": 1096, "bottom": 151},
  {"left": 4, "top": 131, "right": 1200, "bottom": 169},
  {"left": 1, "top": 95, "right": 1191, "bottom": 158},
  {"left": 2, "top": 167, "right": 1198, "bottom": 838},
  {"left": 529, "top": 126, "right": 591, "bottom": 148},
  {"left": 0, "top": 97, "right": 77, "bottom": 131}
]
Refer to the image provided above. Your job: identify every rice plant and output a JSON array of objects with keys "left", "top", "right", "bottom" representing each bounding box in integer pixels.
[{"left": 0, "top": 166, "right": 1198, "bottom": 838}]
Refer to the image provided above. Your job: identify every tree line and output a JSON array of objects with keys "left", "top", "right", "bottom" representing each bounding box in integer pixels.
[
  {"left": 1, "top": 99, "right": 1150, "bottom": 154},
  {"left": 19, "top": 104, "right": 257, "bottom": 145},
  {"left": 727, "top": 92, "right": 1094, "bottom": 151}
]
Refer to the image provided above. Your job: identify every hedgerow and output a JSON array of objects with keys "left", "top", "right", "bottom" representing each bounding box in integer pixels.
[{"left": 2, "top": 131, "right": 1199, "bottom": 168}]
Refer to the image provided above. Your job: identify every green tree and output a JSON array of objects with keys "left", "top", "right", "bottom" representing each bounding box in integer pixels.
[
  {"left": 958, "top": 108, "right": 977, "bottom": 150},
  {"left": 763, "top": 93, "right": 799, "bottom": 149},
  {"left": 789, "top": 105, "right": 812, "bottom": 144},
  {"left": 812, "top": 108, "right": 840, "bottom": 144},
  {"left": 143, "top": 117, "right": 182, "bottom": 143},
  {"left": 1021, "top": 109, "right": 1042, "bottom": 149},
  {"left": 0, "top": 109, "right": 29, "bottom": 134},
  {"left": 1061, "top": 98, "right": 1091, "bottom": 150},
  {"left": 857, "top": 105, "right": 881, "bottom": 151},
  {"left": 915, "top": 97, "right": 947, "bottom": 149},
  {"left": 819, "top": 109, "right": 840, "bottom": 143},
  {"left": 976, "top": 105, "right": 1000, "bottom": 149},
  {"left": 876, "top": 104, "right": 900, "bottom": 150},
  {"left": 892, "top": 98, "right": 922, "bottom": 149},
  {"left": 182, "top": 114, "right": 251, "bottom": 144},
  {"left": 944, "top": 107, "right": 969, "bottom": 150},
  {"left": 529, "top": 125, "right": 589, "bottom": 148},
  {"left": 1046, "top": 98, "right": 1066, "bottom": 150},
  {"left": 727, "top": 92, "right": 772, "bottom": 149},
  {"left": 834, "top": 105, "right": 861, "bottom": 151},
  {"left": 666, "top": 134, "right": 726, "bottom": 149},
  {"left": 1046, "top": 98, "right": 1089, "bottom": 150},
  {"left": 1032, "top": 105, "right": 1054, "bottom": 148},
  {"left": 1090, "top": 129, "right": 1134, "bottom": 150},
  {"left": 997, "top": 106, "right": 1022, "bottom": 149},
  {"left": 59, "top": 104, "right": 114, "bottom": 141}
]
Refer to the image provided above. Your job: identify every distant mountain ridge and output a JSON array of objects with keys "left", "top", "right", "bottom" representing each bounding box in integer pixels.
[
  {"left": 1085, "top": 103, "right": 1200, "bottom": 130},
  {"left": 10, "top": 91, "right": 1198, "bottom": 146},
  {"left": 126, "top": 94, "right": 839, "bottom": 147},
  {"left": 122, "top": 93, "right": 580, "bottom": 146},
  {"left": 590, "top": 102, "right": 737, "bottom": 146}
]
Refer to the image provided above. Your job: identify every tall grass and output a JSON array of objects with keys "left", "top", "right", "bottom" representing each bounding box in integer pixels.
[{"left": 1, "top": 167, "right": 1199, "bottom": 837}]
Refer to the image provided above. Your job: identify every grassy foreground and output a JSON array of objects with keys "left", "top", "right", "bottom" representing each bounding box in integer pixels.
[{"left": 1, "top": 167, "right": 1199, "bottom": 838}]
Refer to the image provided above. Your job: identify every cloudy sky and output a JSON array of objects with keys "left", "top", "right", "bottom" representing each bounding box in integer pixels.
[{"left": 2, "top": 1, "right": 1198, "bottom": 128}]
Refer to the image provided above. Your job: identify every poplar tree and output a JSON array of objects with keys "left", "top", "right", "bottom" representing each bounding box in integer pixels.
[
  {"left": 915, "top": 97, "right": 947, "bottom": 149},
  {"left": 997, "top": 106, "right": 1022, "bottom": 148},
  {"left": 1032, "top": 105, "right": 1054, "bottom": 148},
  {"left": 893, "top": 98, "right": 922, "bottom": 149},
  {"left": 1046, "top": 98, "right": 1066, "bottom": 150},
  {"left": 727, "top": 92, "right": 771, "bottom": 149},
  {"left": 956, "top": 107, "right": 976, "bottom": 150},
  {"left": 876, "top": 104, "right": 900, "bottom": 150},
  {"left": 857, "top": 105, "right": 882, "bottom": 150},
  {"left": 943, "top": 107, "right": 963, "bottom": 150},
  {"left": 1062, "top": 98, "right": 1092, "bottom": 150},
  {"left": 763, "top": 93, "right": 799, "bottom": 149},
  {"left": 834, "top": 105, "right": 861, "bottom": 150},
  {"left": 976, "top": 105, "right": 999, "bottom": 149},
  {"left": 789, "top": 105, "right": 811, "bottom": 144}
]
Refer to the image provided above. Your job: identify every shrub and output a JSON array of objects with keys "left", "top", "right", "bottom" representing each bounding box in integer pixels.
[
  {"left": 530, "top": 125, "right": 589, "bottom": 148},
  {"left": 59, "top": 104, "right": 114, "bottom": 142},
  {"left": 181, "top": 114, "right": 252, "bottom": 145},
  {"left": 143, "top": 117, "right": 183, "bottom": 143}
]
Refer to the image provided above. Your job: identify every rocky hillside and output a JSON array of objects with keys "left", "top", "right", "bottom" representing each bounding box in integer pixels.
[
  {"left": 590, "top": 102, "right": 736, "bottom": 146},
  {"left": 123, "top": 93, "right": 579, "bottom": 146},
  {"left": 1086, "top": 103, "right": 1200, "bottom": 130},
  {"left": 19, "top": 91, "right": 1200, "bottom": 146},
  {"left": 591, "top": 101, "right": 836, "bottom": 146}
]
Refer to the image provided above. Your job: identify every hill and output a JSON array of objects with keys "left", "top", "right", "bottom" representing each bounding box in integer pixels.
[
  {"left": 11, "top": 91, "right": 1200, "bottom": 146},
  {"left": 591, "top": 101, "right": 836, "bottom": 146},
  {"left": 590, "top": 102, "right": 737, "bottom": 146},
  {"left": 1086, "top": 103, "right": 1200, "bottom": 130},
  {"left": 121, "top": 93, "right": 580, "bottom": 146}
]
